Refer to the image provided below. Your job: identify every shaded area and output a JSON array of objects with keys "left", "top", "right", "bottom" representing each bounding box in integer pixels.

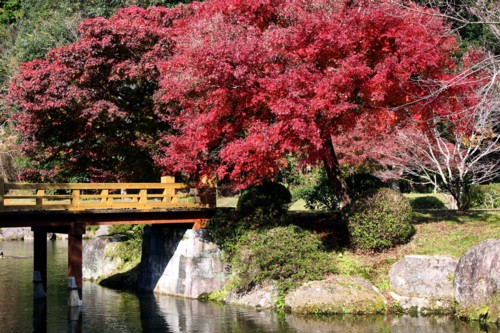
[
  {"left": 137, "top": 225, "right": 187, "bottom": 292},
  {"left": 99, "top": 264, "right": 141, "bottom": 291},
  {"left": 412, "top": 210, "right": 500, "bottom": 225}
]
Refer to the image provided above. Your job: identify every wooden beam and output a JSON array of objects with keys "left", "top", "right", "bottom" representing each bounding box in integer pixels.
[
  {"left": 0, "top": 177, "right": 4, "bottom": 212},
  {"left": 33, "top": 230, "right": 48, "bottom": 295},
  {"left": 68, "top": 224, "right": 84, "bottom": 300}
]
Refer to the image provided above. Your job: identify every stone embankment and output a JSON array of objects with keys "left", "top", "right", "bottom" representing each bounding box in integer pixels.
[
  {"left": 0, "top": 227, "right": 33, "bottom": 240},
  {"left": 83, "top": 225, "right": 229, "bottom": 298},
  {"left": 82, "top": 230, "right": 499, "bottom": 323}
]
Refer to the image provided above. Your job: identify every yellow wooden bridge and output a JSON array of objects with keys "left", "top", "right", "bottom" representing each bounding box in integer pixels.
[{"left": 0, "top": 176, "right": 216, "bottom": 304}]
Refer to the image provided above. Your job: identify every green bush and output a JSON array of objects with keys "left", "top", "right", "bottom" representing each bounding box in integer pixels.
[
  {"left": 108, "top": 224, "right": 145, "bottom": 263},
  {"left": 231, "top": 225, "right": 337, "bottom": 294},
  {"left": 237, "top": 182, "right": 292, "bottom": 219},
  {"left": 348, "top": 188, "right": 415, "bottom": 252},
  {"left": 471, "top": 184, "right": 500, "bottom": 209},
  {"left": 206, "top": 209, "right": 252, "bottom": 260},
  {"left": 345, "top": 173, "right": 384, "bottom": 200},
  {"left": 410, "top": 196, "right": 446, "bottom": 209},
  {"left": 294, "top": 168, "right": 338, "bottom": 210},
  {"left": 295, "top": 170, "right": 384, "bottom": 211}
]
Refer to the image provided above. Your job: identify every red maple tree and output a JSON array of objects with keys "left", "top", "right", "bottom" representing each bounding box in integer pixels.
[
  {"left": 154, "top": 0, "right": 472, "bottom": 209},
  {"left": 8, "top": 6, "right": 188, "bottom": 182},
  {"left": 8, "top": 0, "right": 479, "bottom": 211}
]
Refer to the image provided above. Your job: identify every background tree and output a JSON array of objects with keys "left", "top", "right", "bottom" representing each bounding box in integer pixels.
[
  {"left": 1, "top": 0, "right": 199, "bottom": 181},
  {"left": 7, "top": 6, "right": 187, "bottom": 181},
  {"left": 155, "top": 0, "right": 475, "bottom": 211},
  {"left": 379, "top": 0, "right": 500, "bottom": 210}
]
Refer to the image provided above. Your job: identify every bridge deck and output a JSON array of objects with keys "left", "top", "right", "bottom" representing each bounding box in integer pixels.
[
  {"left": 0, "top": 177, "right": 216, "bottom": 305},
  {"left": 0, "top": 208, "right": 214, "bottom": 230},
  {"left": 0, "top": 177, "right": 215, "bottom": 230}
]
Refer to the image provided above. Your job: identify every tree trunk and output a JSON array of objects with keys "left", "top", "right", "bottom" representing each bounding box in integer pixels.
[{"left": 323, "top": 136, "right": 352, "bottom": 220}]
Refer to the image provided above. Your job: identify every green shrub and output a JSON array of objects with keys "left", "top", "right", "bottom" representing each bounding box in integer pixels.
[
  {"left": 348, "top": 188, "right": 415, "bottom": 252},
  {"left": 206, "top": 209, "right": 252, "bottom": 260},
  {"left": 108, "top": 224, "right": 145, "bottom": 263},
  {"left": 345, "top": 173, "right": 384, "bottom": 200},
  {"left": 295, "top": 170, "right": 384, "bottom": 211},
  {"left": 472, "top": 184, "right": 500, "bottom": 209},
  {"left": 231, "top": 225, "right": 337, "bottom": 294},
  {"left": 237, "top": 182, "right": 292, "bottom": 219},
  {"left": 410, "top": 196, "right": 446, "bottom": 209},
  {"left": 294, "top": 168, "right": 338, "bottom": 210}
]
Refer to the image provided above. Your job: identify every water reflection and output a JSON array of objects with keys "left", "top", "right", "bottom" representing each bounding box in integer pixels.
[
  {"left": 0, "top": 240, "right": 497, "bottom": 333},
  {"left": 32, "top": 298, "right": 47, "bottom": 333}
]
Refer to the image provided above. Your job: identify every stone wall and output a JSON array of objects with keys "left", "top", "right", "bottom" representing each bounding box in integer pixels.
[{"left": 137, "top": 226, "right": 229, "bottom": 299}]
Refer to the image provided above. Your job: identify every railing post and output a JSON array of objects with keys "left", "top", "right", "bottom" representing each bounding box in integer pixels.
[
  {"left": 71, "top": 189, "right": 80, "bottom": 210},
  {"left": 36, "top": 189, "right": 44, "bottom": 209},
  {"left": 161, "top": 176, "right": 175, "bottom": 203},
  {"left": 101, "top": 189, "right": 110, "bottom": 207},
  {"left": 139, "top": 189, "right": 147, "bottom": 207},
  {"left": 161, "top": 176, "right": 175, "bottom": 183},
  {"left": 0, "top": 177, "right": 4, "bottom": 212}
]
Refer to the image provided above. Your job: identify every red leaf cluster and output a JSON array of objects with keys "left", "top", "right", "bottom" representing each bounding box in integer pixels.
[{"left": 8, "top": 0, "right": 480, "bottom": 188}]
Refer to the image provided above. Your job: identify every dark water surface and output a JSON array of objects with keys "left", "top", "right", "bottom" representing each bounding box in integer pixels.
[{"left": 0, "top": 240, "right": 496, "bottom": 333}]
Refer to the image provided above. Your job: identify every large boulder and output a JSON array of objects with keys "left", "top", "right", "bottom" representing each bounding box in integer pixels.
[
  {"left": 83, "top": 235, "right": 123, "bottom": 280},
  {"left": 224, "top": 283, "right": 279, "bottom": 309},
  {"left": 389, "top": 255, "right": 458, "bottom": 313},
  {"left": 284, "top": 275, "right": 386, "bottom": 314},
  {"left": 137, "top": 226, "right": 229, "bottom": 299},
  {"left": 454, "top": 239, "right": 500, "bottom": 322}
]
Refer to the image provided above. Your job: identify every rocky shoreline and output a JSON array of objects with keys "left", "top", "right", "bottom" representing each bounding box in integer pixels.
[
  {"left": 3, "top": 226, "right": 499, "bottom": 323},
  {"left": 82, "top": 226, "right": 499, "bottom": 323}
]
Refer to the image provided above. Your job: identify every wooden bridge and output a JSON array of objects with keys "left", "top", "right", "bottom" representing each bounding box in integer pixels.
[{"left": 0, "top": 176, "right": 216, "bottom": 305}]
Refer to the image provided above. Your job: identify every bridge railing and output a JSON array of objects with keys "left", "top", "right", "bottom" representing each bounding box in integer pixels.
[{"left": 0, "top": 177, "right": 215, "bottom": 212}]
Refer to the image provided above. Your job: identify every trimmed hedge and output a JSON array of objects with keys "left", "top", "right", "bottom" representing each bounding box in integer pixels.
[
  {"left": 236, "top": 182, "right": 292, "bottom": 219},
  {"left": 348, "top": 188, "right": 415, "bottom": 252},
  {"left": 410, "top": 196, "right": 446, "bottom": 209}
]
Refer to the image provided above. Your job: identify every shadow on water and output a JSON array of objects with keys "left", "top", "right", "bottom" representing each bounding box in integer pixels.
[
  {"left": 141, "top": 294, "right": 498, "bottom": 333},
  {"left": 139, "top": 293, "right": 170, "bottom": 332}
]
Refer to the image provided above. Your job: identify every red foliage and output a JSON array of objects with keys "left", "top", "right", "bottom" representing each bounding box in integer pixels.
[
  {"left": 154, "top": 0, "right": 471, "bottom": 192},
  {"left": 8, "top": 6, "right": 188, "bottom": 181},
  {"left": 8, "top": 0, "right": 480, "bottom": 198}
]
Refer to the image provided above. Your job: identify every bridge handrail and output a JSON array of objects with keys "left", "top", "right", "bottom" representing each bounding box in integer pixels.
[{"left": 0, "top": 176, "right": 214, "bottom": 212}]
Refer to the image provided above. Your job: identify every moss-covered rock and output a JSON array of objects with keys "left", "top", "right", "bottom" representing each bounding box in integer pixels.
[
  {"left": 285, "top": 275, "right": 386, "bottom": 315},
  {"left": 454, "top": 239, "right": 500, "bottom": 323},
  {"left": 388, "top": 255, "right": 457, "bottom": 314}
]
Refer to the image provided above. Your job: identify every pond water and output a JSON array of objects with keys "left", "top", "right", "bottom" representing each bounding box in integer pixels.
[{"left": 0, "top": 239, "right": 495, "bottom": 333}]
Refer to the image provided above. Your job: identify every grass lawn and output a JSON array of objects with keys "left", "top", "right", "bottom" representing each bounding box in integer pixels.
[{"left": 216, "top": 194, "right": 499, "bottom": 291}]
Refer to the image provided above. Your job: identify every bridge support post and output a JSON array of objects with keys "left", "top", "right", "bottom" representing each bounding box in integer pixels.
[
  {"left": 68, "top": 223, "right": 85, "bottom": 303},
  {"left": 33, "top": 229, "right": 47, "bottom": 297}
]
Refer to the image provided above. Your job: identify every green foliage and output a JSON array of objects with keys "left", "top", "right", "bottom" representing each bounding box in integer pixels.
[
  {"left": 294, "top": 168, "right": 338, "bottom": 210},
  {"left": 108, "top": 224, "right": 145, "bottom": 263},
  {"left": 230, "top": 225, "right": 337, "bottom": 294},
  {"left": 236, "top": 182, "right": 292, "bottom": 219},
  {"left": 410, "top": 196, "right": 446, "bottom": 210},
  {"left": 0, "top": 0, "right": 22, "bottom": 26},
  {"left": 345, "top": 173, "right": 384, "bottom": 200},
  {"left": 471, "top": 184, "right": 500, "bottom": 209},
  {"left": 348, "top": 188, "right": 415, "bottom": 252},
  {"left": 295, "top": 169, "right": 384, "bottom": 211},
  {"left": 206, "top": 209, "right": 253, "bottom": 260}
]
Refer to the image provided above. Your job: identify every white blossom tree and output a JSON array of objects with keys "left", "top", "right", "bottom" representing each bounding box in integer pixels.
[{"left": 381, "top": 0, "right": 500, "bottom": 210}]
